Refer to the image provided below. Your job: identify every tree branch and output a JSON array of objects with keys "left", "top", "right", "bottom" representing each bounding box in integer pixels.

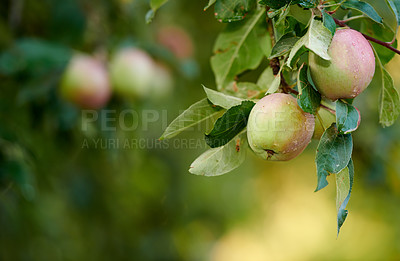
[{"left": 333, "top": 17, "right": 400, "bottom": 55}]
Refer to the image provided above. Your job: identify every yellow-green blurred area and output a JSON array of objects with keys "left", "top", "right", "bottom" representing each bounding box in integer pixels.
[{"left": 1, "top": 0, "right": 400, "bottom": 260}]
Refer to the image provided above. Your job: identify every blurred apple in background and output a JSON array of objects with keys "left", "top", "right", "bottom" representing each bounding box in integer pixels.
[
  {"left": 150, "top": 62, "right": 174, "bottom": 101},
  {"left": 59, "top": 53, "right": 111, "bottom": 109},
  {"left": 109, "top": 47, "right": 155, "bottom": 99},
  {"left": 110, "top": 47, "right": 175, "bottom": 101},
  {"left": 157, "top": 25, "right": 194, "bottom": 60}
]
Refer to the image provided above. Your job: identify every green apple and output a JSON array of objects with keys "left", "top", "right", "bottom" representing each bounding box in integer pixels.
[
  {"left": 109, "top": 48, "right": 155, "bottom": 98},
  {"left": 312, "top": 107, "right": 336, "bottom": 139},
  {"left": 309, "top": 28, "right": 375, "bottom": 100},
  {"left": 60, "top": 54, "right": 111, "bottom": 109},
  {"left": 149, "top": 63, "right": 174, "bottom": 101},
  {"left": 247, "top": 93, "right": 315, "bottom": 161}
]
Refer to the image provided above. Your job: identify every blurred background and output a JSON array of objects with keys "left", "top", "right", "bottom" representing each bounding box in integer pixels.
[{"left": 1, "top": 0, "right": 400, "bottom": 260}]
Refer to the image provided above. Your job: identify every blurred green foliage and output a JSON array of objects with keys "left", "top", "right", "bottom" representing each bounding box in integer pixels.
[{"left": 1, "top": 0, "right": 400, "bottom": 260}]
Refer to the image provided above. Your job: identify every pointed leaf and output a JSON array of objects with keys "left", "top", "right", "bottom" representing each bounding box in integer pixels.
[
  {"left": 388, "top": 0, "right": 400, "bottom": 25},
  {"left": 203, "top": 85, "right": 243, "bottom": 109},
  {"left": 146, "top": 0, "right": 168, "bottom": 23},
  {"left": 315, "top": 124, "right": 353, "bottom": 191},
  {"left": 380, "top": 68, "right": 400, "bottom": 127},
  {"left": 342, "top": 0, "right": 383, "bottom": 24},
  {"left": 336, "top": 100, "right": 361, "bottom": 134},
  {"left": 204, "top": 0, "right": 216, "bottom": 11},
  {"left": 322, "top": 10, "right": 336, "bottom": 35},
  {"left": 372, "top": 47, "right": 400, "bottom": 127},
  {"left": 160, "top": 99, "right": 223, "bottom": 140},
  {"left": 211, "top": 9, "right": 267, "bottom": 89},
  {"left": 287, "top": 18, "right": 332, "bottom": 68},
  {"left": 189, "top": 131, "right": 248, "bottom": 176},
  {"left": 223, "top": 82, "right": 265, "bottom": 100},
  {"left": 269, "top": 34, "right": 300, "bottom": 59},
  {"left": 336, "top": 159, "right": 354, "bottom": 235}
]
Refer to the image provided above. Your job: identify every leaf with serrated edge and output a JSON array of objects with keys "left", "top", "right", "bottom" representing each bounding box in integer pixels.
[
  {"left": 336, "top": 100, "right": 361, "bottom": 134},
  {"left": 189, "top": 131, "right": 248, "bottom": 176},
  {"left": 287, "top": 18, "right": 332, "bottom": 68},
  {"left": 372, "top": 47, "right": 400, "bottom": 127},
  {"left": 203, "top": 85, "right": 243, "bottom": 109},
  {"left": 211, "top": 8, "right": 266, "bottom": 89},
  {"left": 160, "top": 99, "right": 223, "bottom": 140},
  {"left": 205, "top": 100, "right": 254, "bottom": 148},
  {"left": 336, "top": 159, "right": 354, "bottom": 235},
  {"left": 315, "top": 124, "right": 353, "bottom": 191},
  {"left": 342, "top": 0, "right": 383, "bottom": 24},
  {"left": 380, "top": 68, "right": 400, "bottom": 126}
]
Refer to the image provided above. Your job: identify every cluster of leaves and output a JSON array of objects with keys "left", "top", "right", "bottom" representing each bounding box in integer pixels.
[{"left": 159, "top": 0, "right": 400, "bottom": 234}]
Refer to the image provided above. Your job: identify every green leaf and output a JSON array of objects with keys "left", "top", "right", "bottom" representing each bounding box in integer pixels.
[
  {"left": 205, "top": 100, "right": 255, "bottom": 148},
  {"left": 204, "top": 0, "right": 217, "bottom": 11},
  {"left": 189, "top": 131, "right": 248, "bottom": 176},
  {"left": 269, "top": 34, "right": 300, "bottom": 59},
  {"left": 203, "top": 85, "right": 243, "bottom": 109},
  {"left": 364, "top": 0, "right": 397, "bottom": 36},
  {"left": 360, "top": 21, "right": 398, "bottom": 64},
  {"left": 336, "top": 159, "right": 354, "bottom": 235},
  {"left": 276, "top": 5, "right": 291, "bottom": 26},
  {"left": 372, "top": 47, "right": 400, "bottom": 127},
  {"left": 146, "top": 0, "right": 168, "bottom": 23},
  {"left": 289, "top": 4, "right": 312, "bottom": 25},
  {"left": 211, "top": 8, "right": 268, "bottom": 90},
  {"left": 296, "top": 0, "right": 318, "bottom": 8},
  {"left": 315, "top": 124, "right": 353, "bottom": 191},
  {"left": 287, "top": 18, "right": 332, "bottom": 68},
  {"left": 260, "top": 0, "right": 317, "bottom": 9},
  {"left": 257, "top": 66, "right": 282, "bottom": 95},
  {"left": 223, "top": 82, "right": 265, "bottom": 99},
  {"left": 322, "top": 10, "right": 336, "bottom": 35},
  {"left": 0, "top": 38, "right": 71, "bottom": 76},
  {"left": 257, "top": 67, "right": 275, "bottom": 87},
  {"left": 342, "top": 0, "right": 383, "bottom": 24},
  {"left": 297, "top": 64, "right": 321, "bottom": 114},
  {"left": 307, "top": 65, "right": 318, "bottom": 92},
  {"left": 379, "top": 68, "right": 400, "bottom": 127},
  {"left": 160, "top": 99, "right": 223, "bottom": 140},
  {"left": 259, "top": 0, "right": 290, "bottom": 9},
  {"left": 266, "top": 70, "right": 282, "bottom": 94},
  {"left": 214, "top": 0, "right": 256, "bottom": 22},
  {"left": 389, "top": 0, "right": 400, "bottom": 25},
  {"left": 336, "top": 100, "right": 361, "bottom": 134}
]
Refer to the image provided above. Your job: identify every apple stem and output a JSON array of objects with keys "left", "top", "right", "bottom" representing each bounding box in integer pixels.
[{"left": 332, "top": 17, "right": 400, "bottom": 56}]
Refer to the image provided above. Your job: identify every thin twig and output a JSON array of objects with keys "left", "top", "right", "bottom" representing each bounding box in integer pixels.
[{"left": 333, "top": 17, "right": 400, "bottom": 55}]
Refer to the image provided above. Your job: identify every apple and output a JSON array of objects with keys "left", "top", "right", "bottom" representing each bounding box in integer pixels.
[
  {"left": 157, "top": 26, "right": 194, "bottom": 59},
  {"left": 109, "top": 48, "right": 155, "bottom": 98},
  {"left": 149, "top": 63, "right": 174, "bottom": 101},
  {"left": 309, "top": 28, "right": 375, "bottom": 100},
  {"left": 60, "top": 54, "right": 111, "bottom": 109},
  {"left": 247, "top": 93, "right": 315, "bottom": 161},
  {"left": 312, "top": 107, "right": 336, "bottom": 139}
]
